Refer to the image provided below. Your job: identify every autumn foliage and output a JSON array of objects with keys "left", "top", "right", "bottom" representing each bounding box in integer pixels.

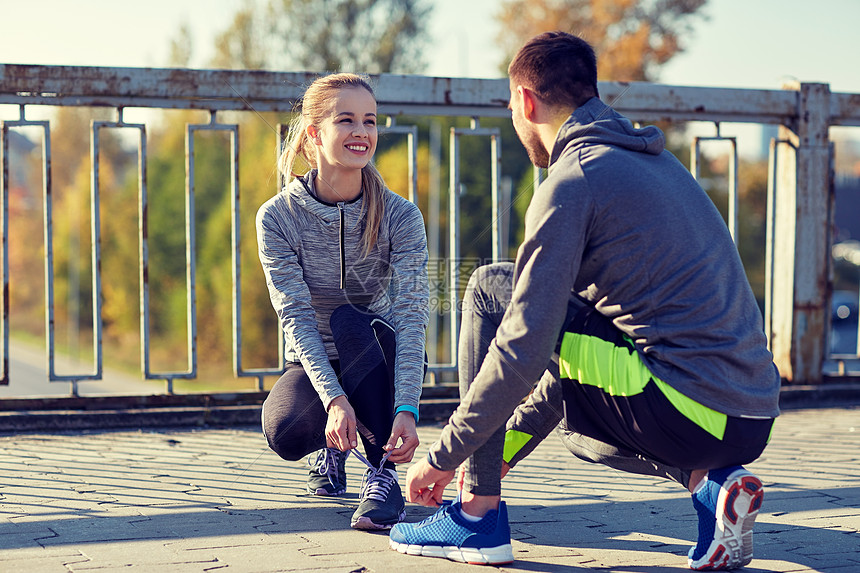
[{"left": 495, "top": 0, "right": 708, "bottom": 81}]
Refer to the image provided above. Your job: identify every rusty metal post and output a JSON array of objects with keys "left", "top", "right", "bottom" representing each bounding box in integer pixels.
[
  {"left": 0, "top": 121, "right": 8, "bottom": 386},
  {"left": 381, "top": 117, "right": 419, "bottom": 205},
  {"left": 439, "top": 120, "right": 503, "bottom": 374},
  {"left": 426, "top": 120, "right": 441, "bottom": 377},
  {"left": 771, "top": 83, "right": 833, "bottom": 384},
  {"left": 765, "top": 137, "right": 795, "bottom": 352},
  {"left": 445, "top": 125, "right": 462, "bottom": 372},
  {"left": 489, "top": 128, "right": 502, "bottom": 261},
  {"left": 690, "top": 129, "right": 740, "bottom": 247},
  {"left": 1, "top": 115, "right": 66, "bottom": 390}
]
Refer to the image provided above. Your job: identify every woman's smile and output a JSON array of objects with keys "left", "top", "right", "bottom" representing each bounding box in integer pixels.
[{"left": 312, "top": 86, "right": 379, "bottom": 179}]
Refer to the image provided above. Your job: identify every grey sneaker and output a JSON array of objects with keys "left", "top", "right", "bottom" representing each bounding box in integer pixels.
[
  {"left": 350, "top": 466, "right": 406, "bottom": 530},
  {"left": 307, "top": 448, "right": 348, "bottom": 496}
]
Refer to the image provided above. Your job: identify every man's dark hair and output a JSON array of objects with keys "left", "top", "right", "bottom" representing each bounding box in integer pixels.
[{"left": 508, "top": 31, "right": 599, "bottom": 108}]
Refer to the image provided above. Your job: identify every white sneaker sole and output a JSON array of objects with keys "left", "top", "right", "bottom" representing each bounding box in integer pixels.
[
  {"left": 688, "top": 469, "right": 764, "bottom": 570},
  {"left": 351, "top": 509, "right": 406, "bottom": 531},
  {"left": 307, "top": 486, "right": 346, "bottom": 496},
  {"left": 389, "top": 539, "right": 514, "bottom": 565}
]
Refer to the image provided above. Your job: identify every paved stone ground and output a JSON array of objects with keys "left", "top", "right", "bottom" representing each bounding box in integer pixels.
[{"left": 0, "top": 405, "right": 858, "bottom": 572}]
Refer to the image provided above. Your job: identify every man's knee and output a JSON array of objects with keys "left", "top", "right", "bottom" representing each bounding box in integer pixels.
[{"left": 465, "top": 262, "right": 513, "bottom": 309}]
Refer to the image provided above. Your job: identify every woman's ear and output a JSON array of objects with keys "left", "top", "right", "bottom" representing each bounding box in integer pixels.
[{"left": 307, "top": 125, "right": 322, "bottom": 144}]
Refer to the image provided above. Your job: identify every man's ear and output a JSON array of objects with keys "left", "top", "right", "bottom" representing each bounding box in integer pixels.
[{"left": 518, "top": 86, "right": 540, "bottom": 121}]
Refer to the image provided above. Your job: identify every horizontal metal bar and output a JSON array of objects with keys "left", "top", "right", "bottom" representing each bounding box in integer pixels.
[
  {"left": 600, "top": 83, "right": 800, "bottom": 124},
  {"left": 830, "top": 92, "right": 860, "bottom": 126},
  {"left": 0, "top": 65, "right": 510, "bottom": 115},
  {"left": 0, "top": 64, "right": 811, "bottom": 124},
  {"left": 451, "top": 127, "right": 501, "bottom": 137},
  {"left": 0, "top": 65, "right": 315, "bottom": 108},
  {"left": 824, "top": 358, "right": 860, "bottom": 375},
  {"left": 427, "top": 365, "right": 458, "bottom": 374},
  {"left": 693, "top": 136, "right": 738, "bottom": 142},
  {"left": 0, "top": 391, "right": 267, "bottom": 412}
]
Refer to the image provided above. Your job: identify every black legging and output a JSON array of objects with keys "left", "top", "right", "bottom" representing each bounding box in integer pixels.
[{"left": 262, "top": 305, "right": 396, "bottom": 467}]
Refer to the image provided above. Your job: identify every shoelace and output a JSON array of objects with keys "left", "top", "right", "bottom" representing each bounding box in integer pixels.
[
  {"left": 350, "top": 449, "right": 394, "bottom": 502},
  {"left": 309, "top": 448, "right": 343, "bottom": 489},
  {"left": 418, "top": 496, "right": 455, "bottom": 525}
]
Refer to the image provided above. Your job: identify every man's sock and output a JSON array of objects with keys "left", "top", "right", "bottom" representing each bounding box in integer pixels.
[
  {"left": 690, "top": 475, "right": 708, "bottom": 494},
  {"left": 459, "top": 508, "right": 483, "bottom": 522}
]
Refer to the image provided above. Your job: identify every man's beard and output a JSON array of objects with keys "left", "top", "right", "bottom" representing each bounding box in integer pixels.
[{"left": 521, "top": 127, "right": 549, "bottom": 168}]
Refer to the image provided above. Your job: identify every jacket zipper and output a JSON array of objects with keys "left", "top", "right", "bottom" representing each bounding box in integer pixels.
[{"left": 337, "top": 202, "right": 346, "bottom": 289}]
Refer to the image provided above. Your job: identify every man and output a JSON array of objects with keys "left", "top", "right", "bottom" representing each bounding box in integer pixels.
[{"left": 388, "top": 31, "right": 780, "bottom": 570}]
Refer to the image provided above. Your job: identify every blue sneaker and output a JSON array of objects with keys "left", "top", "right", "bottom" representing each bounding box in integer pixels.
[
  {"left": 389, "top": 498, "right": 514, "bottom": 565},
  {"left": 688, "top": 466, "right": 764, "bottom": 570}
]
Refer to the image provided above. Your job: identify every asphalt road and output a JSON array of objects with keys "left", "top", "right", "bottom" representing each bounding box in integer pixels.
[{"left": 2, "top": 340, "right": 157, "bottom": 398}]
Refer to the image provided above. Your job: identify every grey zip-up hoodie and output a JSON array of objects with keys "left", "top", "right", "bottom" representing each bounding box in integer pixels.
[
  {"left": 256, "top": 171, "right": 429, "bottom": 413},
  {"left": 428, "top": 97, "right": 780, "bottom": 472}
]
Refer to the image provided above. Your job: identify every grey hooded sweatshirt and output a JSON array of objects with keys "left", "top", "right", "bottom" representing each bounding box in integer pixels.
[
  {"left": 428, "top": 97, "right": 781, "bottom": 472},
  {"left": 256, "top": 171, "right": 429, "bottom": 414}
]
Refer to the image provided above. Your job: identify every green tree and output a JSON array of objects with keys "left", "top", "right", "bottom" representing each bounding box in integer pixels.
[
  {"left": 200, "top": 0, "right": 433, "bottom": 73},
  {"left": 116, "top": 108, "right": 284, "bottom": 380},
  {"left": 693, "top": 152, "right": 771, "bottom": 304},
  {"left": 265, "top": 0, "right": 432, "bottom": 73},
  {"left": 149, "top": 0, "right": 436, "bottom": 383},
  {"left": 210, "top": 5, "right": 266, "bottom": 70},
  {"left": 42, "top": 107, "right": 138, "bottom": 364},
  {"left": 374, "top": 116, "right": 535, "bottom": 263},
  {"left": 168, "top": 22, "right": 194, "bottom": 68},
  {"left": 6, "top": 128, "right": 46, "bottom": 339}
]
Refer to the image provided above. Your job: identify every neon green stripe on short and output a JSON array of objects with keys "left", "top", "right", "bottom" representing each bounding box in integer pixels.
[
  {"left": 558, "top": 332, "right": 652, "bottom": 396},
  {"left": 653, "top": 378, "right": 727, "bottom": 440},
  {"left": 558, "top": 331, "right": 727, "bottom": 440}
]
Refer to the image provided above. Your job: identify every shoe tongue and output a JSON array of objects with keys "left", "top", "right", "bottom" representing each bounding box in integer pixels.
[
  {"left": 366, "top": 467, "right": 397, "bottom": 483},
  {"left": 363, "top": 468, "right": 395, "bottom": 500}
]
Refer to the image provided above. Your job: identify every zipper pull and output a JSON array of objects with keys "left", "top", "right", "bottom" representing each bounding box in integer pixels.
[{"left": 337, "top": 202, "right": 345, "bottom": 289}]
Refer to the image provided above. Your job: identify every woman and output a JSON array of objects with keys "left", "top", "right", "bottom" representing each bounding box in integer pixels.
[{"left": 256, "top": 73, "right": 429, "bottom": 530}]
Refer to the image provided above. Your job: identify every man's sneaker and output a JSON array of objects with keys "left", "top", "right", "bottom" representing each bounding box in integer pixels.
[
  {"left": 389, "top": 498, "right": 514, "bottom": 565},
  {"left": 688, "top": 466, "right": 764, "bottom": 570},
  {"left": 306, "top": 448, "right": 348, "bottom": 496},
  {"left": 351, "top": 466, "right": 406, "bottom": 530}
]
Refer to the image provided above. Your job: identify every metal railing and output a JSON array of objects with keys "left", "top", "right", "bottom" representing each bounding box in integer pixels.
[{"left": 2, "top": 64, "right": 860, "bottom": 406}]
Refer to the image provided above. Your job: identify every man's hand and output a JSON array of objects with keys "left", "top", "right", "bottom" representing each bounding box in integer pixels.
[
  {"left": 384, "top": 411, "right": 419, "bottom": 464},
  {"left": 325, "top": 395, "right": 357, "bottom": 450},
  {"left": 405, "top": 457, "right": 455, "bottom": 507}
]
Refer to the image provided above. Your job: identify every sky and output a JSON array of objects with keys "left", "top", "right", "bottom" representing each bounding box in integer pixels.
[
  {"left": 2, "top": 0, "right": 859, "bottom": 90},
  {"left": 2, "top": 0, "right": 860, "bottom": 155}
]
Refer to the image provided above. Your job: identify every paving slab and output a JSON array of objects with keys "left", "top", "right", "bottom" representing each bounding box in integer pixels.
[{"left": 0, "top": 405, "right": 857, "bottom": 572}]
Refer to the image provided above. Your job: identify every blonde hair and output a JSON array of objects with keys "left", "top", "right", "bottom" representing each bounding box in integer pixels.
[{"left": 278, "top": 72, "right": 385, "bottom": 257}]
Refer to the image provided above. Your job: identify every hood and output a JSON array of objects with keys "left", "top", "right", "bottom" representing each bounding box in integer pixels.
[
  {"left": 549, "top": 97, "right": 666, "bottom": 167},
  {"left": 285, "top": 170, "right": 363, "bottom": 223}
]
